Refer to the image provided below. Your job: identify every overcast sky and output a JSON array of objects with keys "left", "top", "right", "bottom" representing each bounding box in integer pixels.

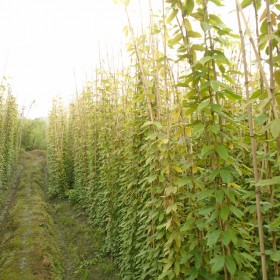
[
  {"left": 0, "top": 0, "right": 132, "bottom": 118},
  {"left": 0, "top": 0, "right": 240, "bottom": 118}
]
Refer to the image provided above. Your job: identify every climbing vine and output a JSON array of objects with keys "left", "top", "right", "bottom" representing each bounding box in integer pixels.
[
  {"left": 47, "top": 1, "right": 280, "bottom": 279},
  {"left": 0, "top": 79, "right": 20, "bottom": 189}
]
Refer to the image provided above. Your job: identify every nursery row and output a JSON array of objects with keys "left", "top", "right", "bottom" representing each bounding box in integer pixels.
[
  {"left": 47, "top": 1, "right": 280, "bottom": 279},
  {"left": 0, "top": 80, "right": 20, "bottom": 189}
]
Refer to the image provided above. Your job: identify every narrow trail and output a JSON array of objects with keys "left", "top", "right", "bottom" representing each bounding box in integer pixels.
[
  {"left": 0, "top": 150, "right": 118, "bottom": 280},
  {"left": 0, "top": 150, "right": 62, "bottom": 280}
]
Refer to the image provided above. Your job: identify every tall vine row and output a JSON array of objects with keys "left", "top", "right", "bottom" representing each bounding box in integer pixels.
[
  {"left": 0, "top": 79, "right": 21, "bottom": 189},
  {"left": 47, "top": 0, "right": 280, "bottom": 279}
]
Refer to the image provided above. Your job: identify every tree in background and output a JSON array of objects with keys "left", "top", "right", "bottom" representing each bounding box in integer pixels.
[{"left": 21, "top": 118, "right": 47, "bottom": 151}]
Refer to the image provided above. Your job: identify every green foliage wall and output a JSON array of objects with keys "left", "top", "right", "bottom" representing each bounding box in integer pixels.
[
  {"left": 21, "top": 118, "right": 47, "bottom": 151},
  {"left": 0, "top": 82, "right": 20, "bottom": 188},
  {"left": 47, "top": 1, "right": 280, "bottom": 279},
  {"left": 47, "top": 99, "right": 69, "bottom": 198}
]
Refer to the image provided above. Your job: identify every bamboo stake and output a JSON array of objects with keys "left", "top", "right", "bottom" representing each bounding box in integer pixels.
[
  {"left": 124, "top": 5, "right": 154, "bottom": 122},
  {"left": 235, "top": 0, "right": 279, "bottom": 120},
  {"left": 235, "top": 2, "right": 268, "bottom": 279},
  {"left": 265, "top": 0, "right": 279, "bottom": 276}
]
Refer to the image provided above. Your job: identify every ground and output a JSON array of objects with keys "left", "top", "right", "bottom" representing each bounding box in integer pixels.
[{"left": 0, "top": 150, "right": 119, "bottom": 280}]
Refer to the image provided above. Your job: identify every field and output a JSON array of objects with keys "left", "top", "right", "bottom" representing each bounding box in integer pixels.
[{"left": 0, "top": 0, "right": 280, "bottom": 279}]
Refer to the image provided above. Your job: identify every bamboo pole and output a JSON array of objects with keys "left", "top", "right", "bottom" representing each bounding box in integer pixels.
[
  {"left": 235, "top": 0, "right": 279, "bottom": 120},
  {"left": 235, "top": 2, "right": 268, "bottom": 279}
]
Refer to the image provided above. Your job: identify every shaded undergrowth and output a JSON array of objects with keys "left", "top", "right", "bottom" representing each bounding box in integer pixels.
[
  {"left": 0, "top": 150, "right": 118, "bottom": 280},
  {"left": 49, "top": 198, "right": 119, "bottom": 280}
]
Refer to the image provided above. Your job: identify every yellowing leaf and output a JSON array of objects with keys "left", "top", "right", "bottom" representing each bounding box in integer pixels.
[
  {"left": 192, "top": 165, "right": 199, "bottom": 174},
  {"left": 173, "top": 165, "right": 183, "bottom": 173},
  {"left": 274, "top": 70, "right": 280, "bottom": 86},
  {"left": 259, "top": 9, "right": 267, "bottom": 22},
  {"left": 185, "top": 127, "right": 192, "bottom": 137}
]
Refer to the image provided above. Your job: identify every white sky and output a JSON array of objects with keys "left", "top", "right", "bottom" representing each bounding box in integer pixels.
[
  {"left": 0, "top": 0, "right": 132, "bottom": 118},
  {"left": 0, "top": 0, "right": 245, "bottom": 118}
]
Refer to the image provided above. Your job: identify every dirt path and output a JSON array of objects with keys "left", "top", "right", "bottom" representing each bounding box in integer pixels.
[
  {"left": 0, "top": 150, "right": 62, "bottom": 280},
  {"left": 0, "top": 151, "right": 118, "bottom": 280}
]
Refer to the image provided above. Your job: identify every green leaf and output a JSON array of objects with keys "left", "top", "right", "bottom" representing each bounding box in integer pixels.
[
  {"left": 211, "top": 81, "right": 221, "bottom": 91},
  {"left": 169, "top": 33, "right": 182, "bottom": 46},
  {"left": 270, "top": 119, "right": 280, "bottom": 138},
  {"left": 215, "top": 189, "right": 224, "bottom": 202},
  {"left": 147, "top": 174, "right": 157, "bottom": 183},
  {"left": 201, "top": 145, "right": 215, "bottom": 158},
  {"left": 201, "top": 22, "right": 212, "bottom": 32},
  {"left": 181, "top": 217, "right": 195, "bottom": 231},
  {"left": 174, "top": 261, "right": 180, "bottom": 276},
  {"left": 166, "top": 204, "right": 177, "bottom": 214},
  {"left": 220, "top": 168, "right": 232, "bottom": 183},
  {"left": 198, "top": 56, "right": 212, "bottom": 66},
  {"left": 226, "top": 256, "right": 236, "bottom": 275},
  {"left": 255, "top": 114, "right": 269, "bottom": 125},
  {"left": 186, "top": 0, "right": 194, "bottom": 15},
  {"left": 274, "top": 70, "right": 280, "bottom": 85},
  {"left": 213, "top": 54, "right": 229, "bottom": 64},
  {"left": 271, "top": 251, "right": 280, "bottom": 262},
  {"left": 256, "top": 176, "right": 280, "bottom": 187},
  {"left": 227, "top": 228, "right": 238, "bottom": 245},
  {"left": 210, "top": 255, "right": 225, "bottom": 273},
  {"left": 209, "top": 0, "right": 223, "bottom": 6},
  {"left": 188, "top": 31, "right": 202, "bottom": 38},
  {"left": 220, "top": 205, "right": 230, "bottom": 221},
  {"left": 167, "top": 8, "right": 178, "bottom": 23},
  {"left": 260, "top": 19, "right": 268, "bottom": 34},
  {"left": 191, "top": 44, "right": 205, "bottom": 51},
  {"left": 174, "top": 176, "right": 191, "bottom": 187},
  {"left": 269, "top": 217, "right": 280, "bottom": 228},
  {"left": 193, "top": 123, "right": 205, "bottom": 135},
  {"left": 207, "top": 229, "right": 220, "bottom": 247},
  {"left": 224, "top": 189, "right": 236, "bottom": 203},
  {"left": 216, "top": 144, "right": 229, "bottom": 160},
  {"left": 210, "top": 124, "right": 220, "bottom": 134},
  {"left": 209, "top": 14, "right": 224, "bottom": 27},
  {"left": 194, "top": 251, "right": 202, "bottom": 269},
  {"left": 212, "top": 104, "right": 222, "bottom": 113},
  {"left": 240, "top": 252, "right": 257, "bottom": 263},
  {"left": 221, "top": 231, "right": 231, "bottom": 246},
  {"left": 163, "top": 259, "right": 173, "bottom": 273},
  {"left": 241, "top": 0, "right": 254, "bottom": 8},
  {"left": 230, "top": 205, "right": 244, "bottom": 219},
  {"left": 197, "top": 101, "right": 210, "bottom": 111},
  {"left": 165, "top": 218, "right": 172, "bottom": 230},
  {"left": 209, "top": 169, "right": 220, "bottom": 181}
]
